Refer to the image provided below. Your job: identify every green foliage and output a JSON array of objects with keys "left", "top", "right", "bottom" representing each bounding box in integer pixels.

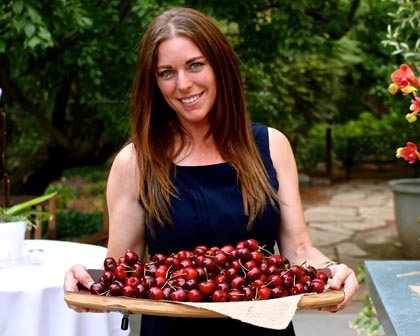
[
  {"left": 55, "top": 209, "right": 103, "bottom": 239},
  {"left": 382, "top": 0, "right": 420, "bottom": 63},
  {"left": 63, "top": 165, "right": 109, "bottom": 183},
  {"left": 81, "top": 180, "right": 107, "bottom": 197},
  {"left": 0, "top": 0, "right": 414, "bottom": 187},
  {"left": 45, "top": 183, "right": 78, "bottom": 210},
  {"left": 0, "top": 0, "right": 163, "bottom": 185},
  {"left": 301, "top": 109, "right": 419, "bottom": 169}
]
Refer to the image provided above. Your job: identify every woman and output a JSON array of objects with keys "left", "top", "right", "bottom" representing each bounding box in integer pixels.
[{"left": 64, "top": 7, "right": 359, "bottom": 335}]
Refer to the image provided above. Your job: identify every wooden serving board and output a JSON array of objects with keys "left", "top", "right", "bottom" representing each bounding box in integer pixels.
[{"left": 64, "top": 290, "right": 344, "bottom": 318}]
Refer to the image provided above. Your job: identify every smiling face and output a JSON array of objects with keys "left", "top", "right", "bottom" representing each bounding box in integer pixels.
[{"left": 156, "top": 36, "right": 217, "bottom": 128}]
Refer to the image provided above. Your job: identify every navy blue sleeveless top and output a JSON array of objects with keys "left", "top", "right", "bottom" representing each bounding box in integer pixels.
[
  {"left": 140, "top": 124, "right": 295, "bottom": 336},
  {"left": 146, "top": 123, "right": 280, "bottom": 256}
]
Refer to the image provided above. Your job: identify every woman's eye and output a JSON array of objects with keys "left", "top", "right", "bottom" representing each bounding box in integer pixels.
[
  {"left": 159, "top": 69, "right": 174, "bottom": 78},
  {"left": 191, "top": 62, "right": 203, "bottom": 71}
]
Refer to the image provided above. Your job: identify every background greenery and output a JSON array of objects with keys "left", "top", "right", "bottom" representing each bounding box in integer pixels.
[{"left": 1, "top": 0, "right": 420, "bottom": 238}]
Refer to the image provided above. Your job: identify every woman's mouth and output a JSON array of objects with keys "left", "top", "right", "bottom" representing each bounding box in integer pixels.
[{"left": 180, "top": 92, "right": 203, "bottom": 104}]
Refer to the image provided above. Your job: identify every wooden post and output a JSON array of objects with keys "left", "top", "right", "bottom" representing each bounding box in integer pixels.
[
  {"left": 325, "top": 117, "right": 332, "bottom": 181},
  {"left": 0, "top": 88, "right": 10, "bottom": 208}
]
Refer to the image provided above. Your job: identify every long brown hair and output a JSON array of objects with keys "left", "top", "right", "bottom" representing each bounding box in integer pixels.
[{"left": 130, "top": 7, "right": 279, "bottom": 231}]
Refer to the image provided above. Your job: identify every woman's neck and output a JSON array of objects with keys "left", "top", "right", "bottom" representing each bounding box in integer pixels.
[{"left": 173, "top": 132, "right": 225, "bottom": 166}]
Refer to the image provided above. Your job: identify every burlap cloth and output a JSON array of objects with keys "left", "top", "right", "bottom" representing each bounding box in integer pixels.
[
  {"left": 409, "top": 285, "right": 420, "bottom": 296},
  {"left": 174, "top": 294, "right": 304, "bottom": 330}
]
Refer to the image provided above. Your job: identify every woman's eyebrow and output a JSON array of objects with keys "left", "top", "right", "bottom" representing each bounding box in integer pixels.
[{"left": 156, "top": 56, "right": 206, "bottom": 70}]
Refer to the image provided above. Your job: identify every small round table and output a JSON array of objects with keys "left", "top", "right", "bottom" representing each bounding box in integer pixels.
[{"left": 0, "top": 239, "right": 130, "bottom": 336}]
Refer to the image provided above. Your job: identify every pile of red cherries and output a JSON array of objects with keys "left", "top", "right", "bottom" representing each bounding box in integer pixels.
[{"left": 90, "top": 239, "right": 329, "bottom": 302}]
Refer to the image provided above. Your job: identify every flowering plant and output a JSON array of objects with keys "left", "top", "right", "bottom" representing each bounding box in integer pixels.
[{"left": 388, "top": 64, "right": 420, "bottom": 164}]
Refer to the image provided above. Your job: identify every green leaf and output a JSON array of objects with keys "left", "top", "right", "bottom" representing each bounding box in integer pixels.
[
  {"left": 24, "top": 23, "right": 36, "bottom": 38},
  {"left": 362, "top": 305, "right": 372, "bottom": 318},
  {"left": 12, "top": 1, "right": 23, "bottom": 15},
  {"left": 5, "top": 192, "right": 57, "bottom": 216},
  {"left": 26, "top": 36, "right": 41, "bottom": 49},
  {"left": 38, "top": 26, "right": 52, "bottom": 42}
]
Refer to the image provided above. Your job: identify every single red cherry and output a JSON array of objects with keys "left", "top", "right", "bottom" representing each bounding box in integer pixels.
[
  {"left": 103, "top": 257, "right": 117, "bottom": 272},
  {"left": 198, "top": 279, "right": 216, "bottom": 296},
  {"left": 216, "top": 281, "right": 231, "bottom": 292},
  {"left": 193, "top": 246, "right": 208, "bottom": 256},
  {"left": 290, "top": 265, "right": 305, "bottom": 279},
  {"left": 155, "top": 265, "right": 169, "bottom": 278},
  {"left": 282, "top": 273, "right": 295, "bottom": 289},
  {"left": 142, "top": 274, "right": 156, "bottom": 288},
  {"left": 155, "top": 275, "right": 167, "bottom": 288},
  {"left": 130, "top": 262, "right": 144, "bottom": 278},
  {"left": 241, "top": 286, "right": 254, "bottom": 301},
  {"left": 133, "top": 283, "right": 147, "bottom": 298},
  {"left": 109, "top": 282, "right": 122, "bottom": 296},
  {"left": 184, "top": 266, "right": 199, "bottom": 280},
  {"left": 316, "top": 271, "right": 329, "bottom": 283},
  {"left": 162, "top": 287, "right": 174, "bottom": 300},
  {"left": 250, "top": 250, "right": 265, "bottom": 264},
  {"left": 101, "top": 270, "right": 115, "bottom": 285},
  {"left": 90, "top": 282, "right": 107, "bottom": 295},
  {"left": 250, "top": 278, "right": 265, "bottom": 290},
  {"left": 243, "top": 238, "right": 259, "bottom": 251},
  {"left": 180, "top": 258, "right": 194, "bottom": 268},
  {"left": 184, "top": 278, "right": 198, "bottom": 290},
  {"left": 267, "top": 274, "right": 283, "bottom": 288},
  {"left": 211, "top": 289, "right": 228, "bottom": 302},
  {"left": 165, "top": 256, "right": 181, "bottom": 270},
  {"left": 122, "top": 285, "right": 135, "bottom": 297},
  {"left": 152, "top": 253, "right": 168, "bottom": 265},
  {"left": 267, "top": 255, "right": 284, "bottom": 268},
  {"left": 246, "top": 267, "right": 262, "bottom": 280},
  {"left": 147, "top": 286, "right": 164, "bottom": 300},
  {"left": 257, "top": 287, "right": 271, "bottom": 300},
  {"left": 236, "top": 247, "right": 251, "bottom": 260},
  {"left": 230, "top": 276, "right": 246, "bottom": 289},
  {"left": 225, "top": 267, "right": 238, "bottom": 280},
  {"left": 187, "top": 289, "right": 203, "bottom": 302},
  {"left": 124, "top": 250, "right": 139, "bottom": 265},
  {"left": 310, "top": 279, "right": 325, "bottom": 294},
  {"left": 177, "top": 250, "right": 193, "bottom": 260},
  {"left": 170, "top": 288, "right": 187, "bottom": 302},
  {"left": 271, "top": 285, "right": 288, "bottom": 298},
  {"left": 213, "top": 251, "right": 228, "bottom": 266},
  {"left": 114, "top": 264, "right": 127, "bottom": 281},
  {"left": 126, "top": 276, "right": 140, "bottom": 289},
  {"left": 220, "top": 245, "right": 235, "bottom": 255},
  {"left": 228, "top": 289, "right": 243, "bottom": 302}
]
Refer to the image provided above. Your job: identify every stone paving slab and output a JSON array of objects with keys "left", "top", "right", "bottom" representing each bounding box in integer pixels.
[{"left": 304, "top": 206, "right": 359, "bottom": 222}]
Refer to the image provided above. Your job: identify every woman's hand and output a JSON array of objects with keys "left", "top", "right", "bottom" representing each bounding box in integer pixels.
[
  {"left": 64, "top": 264, "right": 106, "bottom": 313},
  {"left": 320, "top": 263, "right": 359, "bottom": 313}
]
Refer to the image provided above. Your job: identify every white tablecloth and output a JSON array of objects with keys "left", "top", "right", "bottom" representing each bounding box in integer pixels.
[{"left": 0, "top": 240, "right": 131, "bottom": 336}]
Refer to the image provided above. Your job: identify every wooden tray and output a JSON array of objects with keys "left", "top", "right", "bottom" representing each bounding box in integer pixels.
[{"left": 64, "top": 290, "right": 344, "bottom": 318}]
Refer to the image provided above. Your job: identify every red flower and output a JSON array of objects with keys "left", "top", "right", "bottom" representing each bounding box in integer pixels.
[
  {"left": 410, "top": 96, "right": 420, "bottom": 115},
  {"left": 396, "top": 142, "right": 420, "bottom": 164},
  {"left": 391, "top": 64, "right": 420, "bottom": 90}
]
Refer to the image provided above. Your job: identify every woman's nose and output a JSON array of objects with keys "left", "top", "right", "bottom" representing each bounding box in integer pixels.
[{"left": 177, "top": 71, "right": 192, "bottom": 90}]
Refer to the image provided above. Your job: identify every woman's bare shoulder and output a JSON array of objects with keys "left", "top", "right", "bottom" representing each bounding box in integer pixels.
[
  {"left": 267, "top": 127, "right": 291, "bottom": 148},
  {"left": 112, "top": 143, "right": 137, "bottom": 166}
]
